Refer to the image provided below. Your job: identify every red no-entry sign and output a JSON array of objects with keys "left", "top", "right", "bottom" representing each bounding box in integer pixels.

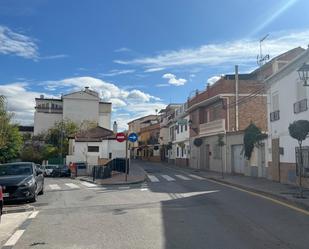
[{"left": 116, "top": 132, "right": 126, "bottom": 142}]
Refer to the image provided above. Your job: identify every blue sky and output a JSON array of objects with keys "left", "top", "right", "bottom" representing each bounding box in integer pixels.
[{"left": 0, "top": 0, "right": 308, "bottom": 129}]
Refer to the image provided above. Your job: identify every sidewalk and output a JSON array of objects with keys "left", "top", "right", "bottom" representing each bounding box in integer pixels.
[
  {"left": 78, "top": 162, "right": 147, "bottom": 185},
  {"left": 147, "top": 160, "right": 309, "bottom": 211}
]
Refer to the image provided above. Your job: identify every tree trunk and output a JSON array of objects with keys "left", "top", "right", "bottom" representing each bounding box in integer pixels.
[{"left": 298, "top": 141, "right": 303, "bottom": 198}]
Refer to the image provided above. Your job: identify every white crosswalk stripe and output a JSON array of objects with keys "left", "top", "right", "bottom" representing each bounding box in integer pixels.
[
  {"left": 188, "top": 174, "right": 205, "bottom": 180},
  {"left": 49, "top": 184, "right": 61, "bottom": 190},
  {"left": 65, "top": 183, "right": 80, "bottom": 189},
  {"left": 80, "top": 181, "right": 97, "bottom": 187},
  {"left": 148, "top": 175, "right": 159, "bottom": 182},
  {"left": 175, "top": 174, "right": 191, "bottom": 180},
  {"left": 161, "top": 175, "right": 176, "bottom": 181}
]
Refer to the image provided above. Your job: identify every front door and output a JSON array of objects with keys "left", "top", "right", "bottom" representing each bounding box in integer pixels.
[
  {"left": 271, "top": 138, "right": 280, "bottom": 182},
  {"left": 232, "top": 145, "right": 245, "bottom": 174},
  {"left": 200, "top": 143, "right": 210, "bottom": 170}
]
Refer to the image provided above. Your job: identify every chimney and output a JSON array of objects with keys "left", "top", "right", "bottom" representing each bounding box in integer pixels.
[
  {"left": 113, "top": 121, "right": 118, "bottom": 133},
  {"left": 40, "top": 95, "right": 44, "bottom": 99},
  {"left": 84, "top": 86, "right": 89, "bottom": 91}
]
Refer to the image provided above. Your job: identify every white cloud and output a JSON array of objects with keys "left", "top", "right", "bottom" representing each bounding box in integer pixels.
[
  {"left": 207, "top": 75, "right": 221, "bottom": 85},
  {"left": 40, "top": 54, "right": 69, "bottom": 60},
  {"left": 99, "top": 69, "right": 135, "bottom": 77},
  {"left": 0, "top": 25, "right": 38, "bottom": 59},
  {"left": 114, "top": 47, "right": 131, "bottom": 52},
  {"left": 144, "top": 67, "right": 165, "bottom": 73},
  {"left": 162, "top": 73, "right": 187, "bottom": 86},
  {"left": 0, "top": 83, "right": 56, "bottom": 124},
  {"left": 114, "top": 30, "right": 309, "bottom": 68},
  {"left": 155, "top": 83, "right": 169, "bottom": 87}
]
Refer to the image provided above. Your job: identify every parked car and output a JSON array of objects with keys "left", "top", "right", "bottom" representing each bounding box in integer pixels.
[
  {"left": 0, "top": 162, "right": 44, "bottom": 203},
  {"left": 51, "top": 165, "right": 71, "bottom": 177},
  {"left": 45, "top": 164, "right": 59, "bottom": 177},
  {"left": 36, "top": 164, "right": 46, "bottom": 176}
]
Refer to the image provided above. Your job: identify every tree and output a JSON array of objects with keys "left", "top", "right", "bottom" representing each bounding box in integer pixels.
[
  {"left": 0, "top": 96, "right": 23, "bottom": 163},
  {"left": 45, "top": 120, "right": 79, "bottom": 157},
  {"left": 217, "top": 134, "right": 225, "bottom": 178},
  {"left": 0, "top": 125, "right": 23, "bottom": 163},
  {"left": 244, "top": 123, "right": 267, "bottom": 160},
  {"left": 288, "top": 120, "right": 309, "bottom": 198}
]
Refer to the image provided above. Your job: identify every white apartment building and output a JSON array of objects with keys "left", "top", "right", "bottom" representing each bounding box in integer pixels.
[
  {"left": 34, "top": 87, "right": 112, "bottom": 135},
  {"left": 174, "top": 103, "right": 190, "bottom": 167},
  {"left": 265, "top": 47, "right": 309, "bottom": 187}
]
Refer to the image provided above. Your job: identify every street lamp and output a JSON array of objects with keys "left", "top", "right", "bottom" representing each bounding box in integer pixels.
[{"left": 297, "top": 63, "right": 309, "bottom": 86}]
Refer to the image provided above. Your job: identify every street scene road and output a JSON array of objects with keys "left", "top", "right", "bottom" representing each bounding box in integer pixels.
[{"left": 1, "top": 161, "right": 308, "bottom": 249}]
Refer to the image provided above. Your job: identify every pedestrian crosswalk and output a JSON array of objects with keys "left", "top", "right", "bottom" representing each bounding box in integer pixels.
[
  {"left": 46, "top": 181, "right": 99, "bottom": 191},
  {"left": 147, "top": 173, "right": 205, "bottom": 183}
]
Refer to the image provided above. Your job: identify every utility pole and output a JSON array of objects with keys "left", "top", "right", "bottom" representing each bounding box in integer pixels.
[
  {"left": 235, "top": 65, "right": 239, "bottom": 131},
  {"left": 125, "top": 133, "right": 128, "bottom": 181}
]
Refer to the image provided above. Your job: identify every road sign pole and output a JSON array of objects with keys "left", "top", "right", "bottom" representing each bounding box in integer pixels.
[{"left": 125, "top": 135, "right": 128, "bottom": 182}]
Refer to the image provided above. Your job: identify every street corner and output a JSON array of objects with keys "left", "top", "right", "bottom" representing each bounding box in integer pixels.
[{"left": 2, "top": 203, "right": 35, "bottom": 215}]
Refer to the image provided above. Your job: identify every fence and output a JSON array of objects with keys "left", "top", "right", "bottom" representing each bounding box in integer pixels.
[{"left": 92, "top": 158, "right": 130, "bottom": 180}]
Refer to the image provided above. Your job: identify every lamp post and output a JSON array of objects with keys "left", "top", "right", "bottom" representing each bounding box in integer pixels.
[{"left": 297, "top": 63, "right": 309, "bottom": 86}]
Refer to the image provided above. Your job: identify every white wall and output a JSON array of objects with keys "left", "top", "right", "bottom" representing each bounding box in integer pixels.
[
  {"left": 268, "top": 68, "right": 309, "bottom": 164},
  {"left": 99, "top": 113, "right": 111, "bottom": 129},
  {"left": 34, "top": 112, "right": 62, "bottom": 135},
  {"left": 66, "top": 139, "right": 127, "bottom": 165},
  {"left": 63, "top": 97, "right": 99, "bottom": 125}
]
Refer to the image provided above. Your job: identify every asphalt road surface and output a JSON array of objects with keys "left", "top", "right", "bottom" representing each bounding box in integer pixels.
[{"left": 3, "top": 161, "right": 309, "bottom": 249}]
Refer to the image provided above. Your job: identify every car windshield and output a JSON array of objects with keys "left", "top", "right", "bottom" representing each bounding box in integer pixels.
[{"left": 0, "top": 164, "right": 33, "bottom": 176}]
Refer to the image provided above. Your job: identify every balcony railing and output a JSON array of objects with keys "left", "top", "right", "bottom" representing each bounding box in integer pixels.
[{"left": 199, "top": 119, "right": 225, "bottom": 136}]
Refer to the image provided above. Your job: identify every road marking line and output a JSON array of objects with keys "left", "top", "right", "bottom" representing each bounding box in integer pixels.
[
  {"left": 188, "top": 174, "right": 205, "bottom": 180},
  {"left": 49, "top": 184, "right": 61, "bottom": 190},
  {"left": 148, "top": 175, "right": 159, "bottom": 182},
  {"left": 161, "top": 175, "right": 176, "bottom": 181},
  {"left": 118, "top": 186, "right": 130, "bottom": 190},
  {"left": 80, "top": 181, "right": 97, "bottom": 187},
  {"left": 140, "top": 188, "right": 148, "bottom": 191},
  {"left": 28, "top": 211, "right": 39, "bottom": 219},
  {"left": 4, "top": 230, "right": 25, "bottom": 246},
  {"left": 206, "top": 178, "right": 309, "bottom": 216},
  {"left": 65, "top": 183, "right": 80, "bottom": 189},
  {"left": 175, "top": 174, "right": 191, "bottom": 180}
]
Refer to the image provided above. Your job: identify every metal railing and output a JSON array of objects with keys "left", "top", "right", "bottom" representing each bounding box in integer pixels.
[{"left": 92, "top": 158, "right": 130, "bottom": 181}]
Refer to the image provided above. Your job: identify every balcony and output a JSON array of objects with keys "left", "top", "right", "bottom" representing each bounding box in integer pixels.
[
  {"left": 199, "top": 119, "right": 225, "bottom": 136},
  {"left": 35, "top": 107, "right": 63, "bottom": 114}
]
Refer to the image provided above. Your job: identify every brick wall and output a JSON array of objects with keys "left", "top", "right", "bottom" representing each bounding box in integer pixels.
[{"left": 228, "top": 95, "right": 267, "bottom": 132}]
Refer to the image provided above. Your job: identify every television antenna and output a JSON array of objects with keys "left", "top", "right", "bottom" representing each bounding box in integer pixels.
[{"left": 257, "top": 34, "right": 270, "bottom": 66}]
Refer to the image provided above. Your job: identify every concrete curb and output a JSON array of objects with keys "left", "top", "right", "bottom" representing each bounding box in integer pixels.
[
  {"left": 2, "top": 204, "right": 35, "bottom": 214},
  {"left": 207, "top": 176, "right": 309, "bottom": 212}
]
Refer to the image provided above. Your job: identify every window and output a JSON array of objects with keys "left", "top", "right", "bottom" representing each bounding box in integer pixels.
[
  {"left": 177, "top": 147, "right": 179, "bottom": 157},
  {"left": 294, "top": 99, "right": 308, "bottom": 114},
  {"left": 109, "top": 153, "right": 112, "bottom": 159},
  {"left": 88, "top": 146, "right": 99, "bottom": 152},
  {"left": 272, "top": 93, "right": 279, "bottom": 111},
  {"left": 185, "top": 124, "right": 187, "bottom": 131},
  {"left": 296, "top": 80, "right": 307, "bottom": 101},
  {"left": 181, "top": 147, "right": 184, "bottom": 157},
  {"left": 270, "top": 110, "right": 280, "bottom": 122},
  {"left": 181, "top": 125, "right": 183, "bottom": 132}
]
